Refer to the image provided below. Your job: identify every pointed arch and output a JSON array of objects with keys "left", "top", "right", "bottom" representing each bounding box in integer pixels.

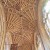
[
  {"left": 38, "top": 0, "right": 50, "bottom": 50},
  {"left": 0, "top": 2, "right": 12, "bottom": 50},
  {"left": 0, "top": 2, "right": 6, "bottom": 50}
]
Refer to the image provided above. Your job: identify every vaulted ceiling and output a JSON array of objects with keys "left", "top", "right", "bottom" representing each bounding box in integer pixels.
[{"left": 0, "top": 0, "right": 39, "bottom": 50}]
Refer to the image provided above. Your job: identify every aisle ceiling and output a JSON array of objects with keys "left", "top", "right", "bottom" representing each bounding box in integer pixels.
[{"left": 1, "top": 0, "right": 39, "bottom": 46}]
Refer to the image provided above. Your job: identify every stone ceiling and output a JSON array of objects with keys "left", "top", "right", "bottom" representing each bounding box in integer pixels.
[{"left": 0, "top": 0, "right": 39, "bottom": 50}]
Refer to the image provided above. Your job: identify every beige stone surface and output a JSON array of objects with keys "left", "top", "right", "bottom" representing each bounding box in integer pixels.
[{"left": 0, "top": 0, "right": 39, "bottom": 50}]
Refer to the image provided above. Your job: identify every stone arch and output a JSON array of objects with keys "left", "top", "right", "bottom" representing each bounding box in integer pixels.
[
  {"left": 0, "top": 2, "right": 12, "bottom": 50},
  {"left": 0, "top": 2, "right": 6, "bottom": 50},
  {"left": 38, "top": 0, "right": 50, "bottom": 50}
]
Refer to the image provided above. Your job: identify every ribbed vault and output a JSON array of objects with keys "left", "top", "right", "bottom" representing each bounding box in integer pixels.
[{"left": 0, "top": 0, "right": 39, "bottom": 50}]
